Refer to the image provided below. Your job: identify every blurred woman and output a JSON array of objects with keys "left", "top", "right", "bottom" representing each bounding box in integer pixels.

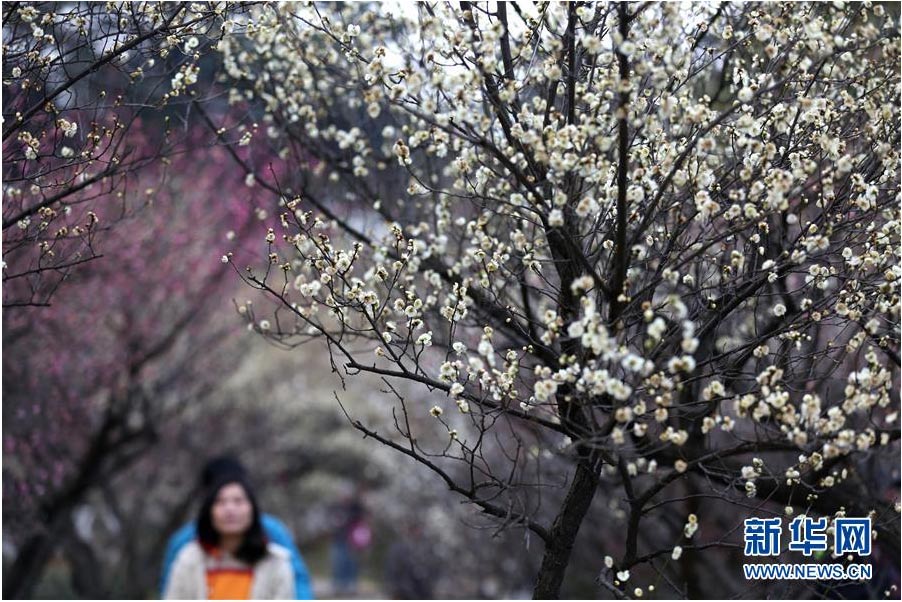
[{"left": 164, "top": 475, "right": 294, "bottom": 599}]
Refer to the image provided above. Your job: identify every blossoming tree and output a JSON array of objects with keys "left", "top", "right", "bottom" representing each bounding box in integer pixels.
[
  {"left": 212, "top": 2, "right": 900, "bottom": 597},
  {"left": 2, "top": 1, "right": 249, "bottom": 308}
]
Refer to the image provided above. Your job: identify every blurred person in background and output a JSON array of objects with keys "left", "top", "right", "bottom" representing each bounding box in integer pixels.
[
  {"left": 161, "top": 456, "right": 313, "bottom": 599},
  {"left": 329, "top": 487, "right": 371, "bottom": 595}
]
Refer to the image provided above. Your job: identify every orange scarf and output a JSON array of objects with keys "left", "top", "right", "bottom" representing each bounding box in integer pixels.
[
  {"left": 201, "top": 545, "right": 254, "bottom": 600},
  {"left": 206, "top": 568, "right": 253, "bottom": 600}
]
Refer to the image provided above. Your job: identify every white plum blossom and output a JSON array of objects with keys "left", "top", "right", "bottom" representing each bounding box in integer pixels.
[{"left": 57, "top": 119, "right": 78, "bottom": 138}]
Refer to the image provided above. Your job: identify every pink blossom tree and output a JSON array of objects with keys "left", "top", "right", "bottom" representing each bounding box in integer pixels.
[{"left": 2, "top": 131, "right": 273, "bottom": 597}]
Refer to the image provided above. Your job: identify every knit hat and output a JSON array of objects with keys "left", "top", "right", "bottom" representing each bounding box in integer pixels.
[{"left": 200, "top": 455, "right": 247, "bottom": 489}]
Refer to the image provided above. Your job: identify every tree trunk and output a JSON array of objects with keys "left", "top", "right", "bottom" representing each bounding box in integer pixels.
[
  {"left": 532, "top": 461, "right": 599, "bottom": 599},
  {"left": 3, "top": 411, "right": 135, "bottom": 598},
  {"left": 3, "top": 523, "right": 60, "bottom": 599}
]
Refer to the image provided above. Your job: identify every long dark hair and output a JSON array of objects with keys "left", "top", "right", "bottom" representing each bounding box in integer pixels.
[{"left": 196, "top": 476, "right": 268, "bottom": 564}]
